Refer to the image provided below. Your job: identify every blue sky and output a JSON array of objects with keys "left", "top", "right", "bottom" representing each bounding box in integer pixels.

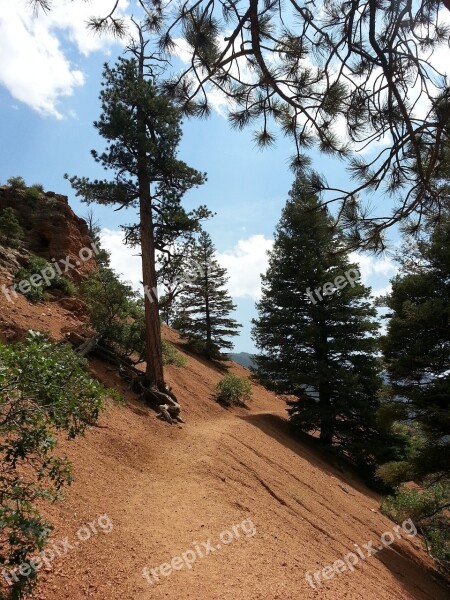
[{"left": 0, "top": 0, "right": 405, "bottom": 351}]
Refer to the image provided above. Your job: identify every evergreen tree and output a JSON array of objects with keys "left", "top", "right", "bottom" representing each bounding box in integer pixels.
[
  {"left": 377, "top": 213, "right": 450, "bottom": 571},
  {"left": 379, "top": 213, "right": 450, "bottom": 485},
  {"left": 157, "top": 238, "right": 195, "bottom": 325},
  {"left": 66, "top": 32, "right": 210, "bottom": 400},
  {"left": 252, "top": 175, "right": 389, "bottom": 474},
  {"left": 177, "top": 231, "right": 241, "bottom": 359}
]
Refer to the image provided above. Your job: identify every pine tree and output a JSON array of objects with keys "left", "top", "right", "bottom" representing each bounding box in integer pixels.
[
  {"left": 157, "top": 238, "right": 195, "bottom": 325},
  {"left": 177, "top": 231, "right": 241, "bottom": 359},
  {"left": 66, "top": 32, "right": 209, "bottom": 400},
  {"left": 252, "top": 175, "right": 389, "bottom": 474},
  {"left": 377, "top": 213, "right": 450, "bottom": 570},
  {"left": 379, "top": 213, "right": 450, "bottom": 485}
]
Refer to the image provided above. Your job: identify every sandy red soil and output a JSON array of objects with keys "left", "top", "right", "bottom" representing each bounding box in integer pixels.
[{"left": 1, "top": 296, "right": 449, "bottom": 600}]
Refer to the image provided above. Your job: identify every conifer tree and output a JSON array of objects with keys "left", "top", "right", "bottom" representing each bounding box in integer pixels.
[
  {"left": 379, "top": 213, "right": 450, "bottom": 485},
  {"left": 252, "top": 175, "right": 390, "bottom": 473},
  {"left": 66, "top": 30, "right": 210, "bottom": 402},
  {"left": 377, "top": 212, "right": 450, "bottom": 569},
  {"left": 177, "top": 231, "right": 241, "bottom": 359}
]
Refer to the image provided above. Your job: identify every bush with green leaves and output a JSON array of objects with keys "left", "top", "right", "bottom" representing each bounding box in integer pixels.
[
  {"left": 30, "top": 183, "right": 45, "bottom": 193},
  {"left": 0, "top": 332, "right": 113, "bottom": 598},
  {"left": 0, "top": 207, "right": 23, "bottom": 248},
  {"left": 6, "top": 176, "right": 26, "bottom": 190},
  {"left": 215, "top": 374, "right": 252, "bottom": 407},
  {"left": 381, "top": 484, "right": 450, "bottom": 574},
  {"left": 24, "top": 186, "right": 42, "bottom": 206},
  {"left": 14, "top": 256, "right": 75, "bottom": 303},
  {"left": 162, "top": 340, "right": 187, "bottom": 368},
  {"left": 80, "top": 267, "right": 144, "bottom": 354}
]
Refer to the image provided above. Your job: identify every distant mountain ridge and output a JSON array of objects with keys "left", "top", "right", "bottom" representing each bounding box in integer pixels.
[{"left": 228, "top": 352, "right": 255, "bottom": 369}]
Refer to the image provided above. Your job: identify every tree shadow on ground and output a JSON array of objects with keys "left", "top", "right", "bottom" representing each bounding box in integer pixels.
[{"left": 241, "top": 412, "right": 450, "bottom": 600}]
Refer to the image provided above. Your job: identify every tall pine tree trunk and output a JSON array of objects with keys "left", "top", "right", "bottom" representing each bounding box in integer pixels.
[
  {"left": 319, "top": 393, "right": 334, "bottom": 445},
  {"left": 139, "top": 187, "right": 165, "bottom": 389},
  {"left": 135, "top": 46, "right": 164, "bottom": 390}
]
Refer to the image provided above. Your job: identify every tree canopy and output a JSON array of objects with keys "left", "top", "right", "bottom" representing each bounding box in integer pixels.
[
  {"left": 66, "top": 38, "right": 209, "bottom": 403},
  {"left": 176, "top": 231, "right": 241, "bottom": 359},
  {"left": 252, "top": 175, "right": 397, "bottom": 475},
  {"left": 33, "top": 0, "right": 450, "bottom": 250}
]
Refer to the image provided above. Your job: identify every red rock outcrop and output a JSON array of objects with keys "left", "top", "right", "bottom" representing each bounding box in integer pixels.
[{"left": 0, "top": 186, "right": 97, "bottom": 282}]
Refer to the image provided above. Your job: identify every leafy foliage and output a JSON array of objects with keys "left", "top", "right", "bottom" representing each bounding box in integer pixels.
[
  {"left": 0, "top": 207, "right": 23, "bottom": 248},
  {"left": 6, "top": 176, "right": 26, "bottom": 190},
  {"left": 14, "top": 256, "right": 75, "bottom": 303},
  {"left": 161, "top": 340, "right": 187, "bottom": 368},
  {"left": 65, "top": 57, "right": 209, "bottom": 256},
  {"left": 157, "top": 238, "right": 197, "bottom": 326},
  {"left": 24, "top": 187, "right": 42, "bottom": 206},
  {"left": 381, "top": 484, "right": 450, "bottom": 574},
  {"left": 155, "top": 0, "right": 450, "bottom": 250},
  {"left": 0, "top": 333, "right": 112, "bottom": 597},
  {"left": 379, "top": 213, "right": 450, "bottom": 483},
  {"left": 80, "top": 267, "right": 146, "bottom": 363},
  {"left": 175, "top": 231, "right": 241, "bottom": 360},
  {"left": 28, "top": 1, "right": 450, "bottom": 248},
  {"left": 216, "top": 374, "right": 252, "bottom": 407},
  {"left": 83, "top": 208, "right": 111, "bottom": 267},
  {"left": 66, "top": 51, "right": 210, "bottom": 389}
]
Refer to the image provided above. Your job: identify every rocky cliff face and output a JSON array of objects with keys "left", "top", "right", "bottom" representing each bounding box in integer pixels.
[{"left": 0, "top": 186, "right": 96, "bottom": 283}]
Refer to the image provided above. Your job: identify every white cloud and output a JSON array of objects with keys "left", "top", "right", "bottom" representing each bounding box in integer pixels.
[
  {"left": 100, "top": 228, "right": 143, "bottom": 292},
  {"left": 43, "top": 0, "right": 130, "bottom": 56},
  {"left": 371, "top": 284, "right": 392, "bottom": 298},
  {"left": 172, "top": 37, "right": 193, "bottom": 65},
  {"left": 101, "top": 229, "right": 273, "bottom": 301},
  {"left": 99, "top": 229, "right": 397, "bottom": 305},
  {"left": 0, "top": 0, "right": 129, "bottom": 118},
  {"left": 217, "top": 235, "right": 273, "bottom": 300},
  {"left": 349, "top": 251, "right": 397, "bottom": 284}
]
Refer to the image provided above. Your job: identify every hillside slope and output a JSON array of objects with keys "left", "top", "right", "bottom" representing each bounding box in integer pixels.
[
  {"left": 1, "top": 308, "right": 445, "bottom": 600},
  {"left": 0, "top": 192, "right": 447, "bottom": 599}
]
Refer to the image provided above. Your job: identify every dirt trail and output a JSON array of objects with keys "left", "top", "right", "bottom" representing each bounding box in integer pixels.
[
  {"left": 1, "top": 302, "right": 447, "bottom": 600},
  {"left": 18, "top": 331, "right": 447, "bottom": 600}
]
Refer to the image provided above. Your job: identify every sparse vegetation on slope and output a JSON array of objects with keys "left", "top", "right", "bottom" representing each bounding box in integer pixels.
[
  {"left": 216, "top": 374, "right": 252, "bottom": 407},
  {"left": 0, "top": 208, "right": 23, "bottom": 249},
  {"left": 0, "top": 332, "right": 114, "bottom": 599}
]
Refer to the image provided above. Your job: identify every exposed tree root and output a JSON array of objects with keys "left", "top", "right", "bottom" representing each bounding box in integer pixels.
[{"left": 68, "top": 331, "right": 184, "bottom": 425}]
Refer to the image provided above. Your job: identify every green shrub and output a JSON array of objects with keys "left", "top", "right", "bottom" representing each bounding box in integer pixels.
[
  {"left": 6, "top": 175, "right": 26, "bottom": 189},
  {"left": 216, "top": 374, "right": 252, "bottom": 406},
  {"left": 0, "top": 207, "right": 23, "bottom": 248},
  {"left": 14, "top": 256, "right": 75, "bottom": 302},
  {"left": 25, "top": 186, "right": 41, "bottom": 206},
  {"left": 0, "top": 332, "right": 114, "bottom": 597},
  {"left": 51, "top": 273, "right": 76, "bottom": 296},
  {"left": 381, "top": 483, "right": 450, "bottom": 573},
  {"left": 80, "top": 267, "right": 140, "bottom": 342},
  {"left": 162, "top": 340, "right": 187, "bottom": 367},
  {"left": 31, "top": 183, "right": 45, "bottom": 193}
]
